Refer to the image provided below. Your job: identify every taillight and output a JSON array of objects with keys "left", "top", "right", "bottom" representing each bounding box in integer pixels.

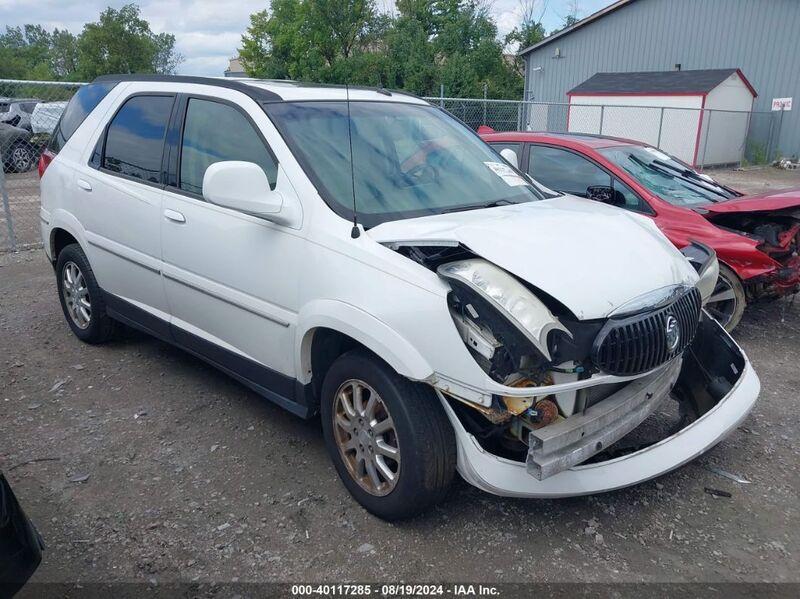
[{"left": 38, "top": 149, "right": 55, "bottom": 178}]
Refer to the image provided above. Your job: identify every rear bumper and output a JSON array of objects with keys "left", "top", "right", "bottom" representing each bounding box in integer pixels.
[{"left": 440, "top": 315, "right": 760, "bottom": 498}]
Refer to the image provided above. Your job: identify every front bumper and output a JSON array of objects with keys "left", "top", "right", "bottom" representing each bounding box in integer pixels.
[{"left": 439, "top": 314, "right": 760, "bottom": 498}]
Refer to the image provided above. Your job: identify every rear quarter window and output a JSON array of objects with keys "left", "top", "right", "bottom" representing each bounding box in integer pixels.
[{"left": 49, "top": 82, "right": 117, "bottom": 153}]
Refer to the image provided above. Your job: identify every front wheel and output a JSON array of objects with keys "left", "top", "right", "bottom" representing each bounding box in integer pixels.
[
  {"left": 320, "top": 350, "right": 456, "bottom": 520},
  {"left": 705, "top": 263, "right": 746, "bottom": 332}
]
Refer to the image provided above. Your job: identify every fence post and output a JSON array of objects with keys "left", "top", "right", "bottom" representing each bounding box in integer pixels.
[
  {"left": 599, "top": 105, "right": 605, "bottom": 135},
  {"left": 699, "top": 109, "right": 711, "bottom": 170},
  {"left": 656, "top": 107, "right": 665, "bottom": 148},
  {"left": 0, "top": 166, "right": 17, "bottom": 252},
  {"left": 773, "top": 108, "right": 786, "bottom": 161},
  {"left": 483, "top": 82, "right": 488, "bottom": 126},
  {"left": 740, "top": 109, "right": 752, "bottom": 166},
  {"left": 439, "top": 84, "right": 444, "bottom": 108}
]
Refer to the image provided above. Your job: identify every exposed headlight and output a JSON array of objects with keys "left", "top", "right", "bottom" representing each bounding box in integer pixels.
[
  {"left": 438, "top": 259, "right": 569, "bottom": 361},
  {"left": 681, "top": 242, "right": 719, "bottom": 305}
]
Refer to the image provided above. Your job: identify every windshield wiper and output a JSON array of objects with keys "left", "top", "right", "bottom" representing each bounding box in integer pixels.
[
  {"left": 441, "top": 199, "right": 516, "bottom": 213},
  {"left": 650, "top": 159, "right": 733, "bottom": 197},
  {"left": 628, "top": 155, "right": 727, "bottom": 202}
]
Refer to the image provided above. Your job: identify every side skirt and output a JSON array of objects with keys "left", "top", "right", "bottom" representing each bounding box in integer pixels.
[{"left": 102, "top": 291, "right": 316, "bottom": 419}]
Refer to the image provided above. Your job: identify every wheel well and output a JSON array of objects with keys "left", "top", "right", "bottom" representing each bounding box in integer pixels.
[
  {"left": 51, "top": 228, "right": 78, "bottom": 262},
  {"left": 309, "top": 328, "right": 364, "bottom": 401}
]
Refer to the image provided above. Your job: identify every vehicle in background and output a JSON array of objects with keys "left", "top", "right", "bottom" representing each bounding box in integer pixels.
[
  {"left": 31, "top": 101, "right": 68, "bottom": 135},
  {"left": 481, "top": 130, "right": 800, "bottom": 331},
  {"left": 39, "top": 76, "right": 759, "bottom": 519},
  {"left": 0, "top": 472, "right": 44, "bottom": 596},
  {"left": 1, "top": 123, "right": 37, "bottom": 173},
  {"left": 0, "top": 98, "right": 40, "bottom": 131}
]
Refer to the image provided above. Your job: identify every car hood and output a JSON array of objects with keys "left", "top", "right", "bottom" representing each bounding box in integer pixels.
[
  {"left": 702, "top": 187, "right": 800, "bottom": 215},
  {"left": 369, "top": 196, "right": 698, "bottom": 320}
]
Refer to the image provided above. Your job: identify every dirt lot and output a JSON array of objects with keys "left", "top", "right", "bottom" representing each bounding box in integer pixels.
[{"left": 1, "top": 167, "right": 799, "bottom": 590}]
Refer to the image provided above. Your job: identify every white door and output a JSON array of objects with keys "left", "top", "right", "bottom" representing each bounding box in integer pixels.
[
  {"left": 160, "top": 96, "right": 303, "bottom": 391},
  {"left": 75, "top": 93, "right": 174, "bottom": 323}
]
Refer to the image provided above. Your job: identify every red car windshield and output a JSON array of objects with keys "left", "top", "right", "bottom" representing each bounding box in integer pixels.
[{"left": 598, "top": 145, "right": 738, "bottom": 207}]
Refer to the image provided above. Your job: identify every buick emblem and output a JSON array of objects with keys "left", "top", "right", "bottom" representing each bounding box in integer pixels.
[{"left": 664, "top": 315, "right": 681, "bottom": 353}]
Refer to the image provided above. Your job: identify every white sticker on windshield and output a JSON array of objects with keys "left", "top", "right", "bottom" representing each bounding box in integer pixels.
[
  {"left": 643, "top": 147, "right": 672, "bottom": 162},
  {"left": 484, "top": 161, "right": 528, "bottom": 187}
]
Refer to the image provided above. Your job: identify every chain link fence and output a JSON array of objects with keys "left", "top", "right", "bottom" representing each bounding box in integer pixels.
[
  {"left": 426, "top": 96, "right": 779, "bottom": 171},
  {"left": 0, "top": 79, "right": 784, "bottom": 253},
  {"left": 1, "top": 79, "right": 85, "bottom": 253}
]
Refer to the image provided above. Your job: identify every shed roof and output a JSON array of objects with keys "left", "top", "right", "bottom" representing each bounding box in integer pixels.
[{"left": 567, "top": 69, "right": 757, "bottom": 97}]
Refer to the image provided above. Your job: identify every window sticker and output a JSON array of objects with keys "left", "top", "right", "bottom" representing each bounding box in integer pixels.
[{"left": 484, "top": 161, "right": 528, "bottom": 187}]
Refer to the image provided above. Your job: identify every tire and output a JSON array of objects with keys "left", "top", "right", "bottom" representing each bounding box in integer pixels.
[
  {"left": 55, "top": 243, "right": 117, "bottom": 344},
  {"left": 8, "top": 142, "right": 34, "bottom": 173},
  {"left": 320, "top": 349, "right": 456, "bottom": 520},
  {"left": 705, "top": 264, "right": 746, "bottom": 332}
]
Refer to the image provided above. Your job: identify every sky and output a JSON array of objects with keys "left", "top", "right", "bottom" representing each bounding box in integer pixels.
[{"left": 0, "top": 0, "right": 614, "bottom": 77}]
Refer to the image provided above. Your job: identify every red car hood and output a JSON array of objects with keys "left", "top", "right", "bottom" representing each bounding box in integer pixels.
[{"left": 702, "top": 187, "right": 800, "bottom": 214}]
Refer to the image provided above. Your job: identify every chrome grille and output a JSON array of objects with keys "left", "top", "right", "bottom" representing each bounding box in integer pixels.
[{"left": 592, "top": 288, "right": 702, "bottom": 376}]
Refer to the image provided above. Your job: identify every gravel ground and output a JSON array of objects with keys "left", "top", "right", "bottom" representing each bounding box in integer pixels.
[{"left": 1, "top": 167, "right": 799, "bottom": 589}]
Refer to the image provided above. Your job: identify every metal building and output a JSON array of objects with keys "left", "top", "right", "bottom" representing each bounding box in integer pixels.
[{"left": 519, "top": 0, "right": 800, "bottom": 158}]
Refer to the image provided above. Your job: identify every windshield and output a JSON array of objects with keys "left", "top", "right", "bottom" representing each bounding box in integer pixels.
[
  {"left": 265, "top": 101, "right": 552, "bottom": 226},
  {"left": 598, "top": 145, "right": 737, "bottom": 207}
]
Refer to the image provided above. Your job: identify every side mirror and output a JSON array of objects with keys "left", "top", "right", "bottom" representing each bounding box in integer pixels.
[
  {"left": 586, "top": 185, "right": 621, "bottom": 205},
  {"left": 202, "top": 161, "right": 282, "bottom": 217},
  {"left": 499, "top": 148, "right": 519, "bottom": 169}
]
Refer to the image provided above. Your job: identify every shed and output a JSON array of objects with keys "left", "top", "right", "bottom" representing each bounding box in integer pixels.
[{"left": 566, "top": 69, "right": 757, "bottom": 166}]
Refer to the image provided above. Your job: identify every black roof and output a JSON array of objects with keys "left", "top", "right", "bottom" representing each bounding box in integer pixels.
[{"left": 568, "top": 69, "right": 754, "bottom": 95}]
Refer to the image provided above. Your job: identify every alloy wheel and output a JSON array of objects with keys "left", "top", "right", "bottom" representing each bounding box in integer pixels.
[
  {"left": 11, "top": 146, "right": 32, "bottom": 172},
  {"left": 705, "top": 271, "right": 737, "bottom": 328},
  {"left": 332, "top": 379, "right": 401, "bottom": 496},
  {"left": 62, "top": 261, "right": 92, "bottom": 329}
]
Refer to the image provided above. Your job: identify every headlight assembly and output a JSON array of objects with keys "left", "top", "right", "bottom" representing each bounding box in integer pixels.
[{"left": 438, "top": 259, "right": 570, "bottom": 364}]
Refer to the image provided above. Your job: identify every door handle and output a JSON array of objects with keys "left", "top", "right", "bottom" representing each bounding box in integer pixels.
[
  {"left": 76, "top": 179, "right": 92, "bottom": 192},
  {"left": 164, "top": 209, "right": 186, "bottom": 223}
]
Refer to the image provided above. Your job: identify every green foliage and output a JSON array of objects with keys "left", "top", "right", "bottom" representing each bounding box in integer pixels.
[
  {"left": 77, "top": 4, "right": 182, "bottom": 79},
  {"left": 241, "top": 0, "right": 526, "bottom": 98},
  {"left": 746, "top": 141, "right": 768, "bottom": 165},
  {"left": 0, "top": 3, "right": 182, "bottom": 82}
]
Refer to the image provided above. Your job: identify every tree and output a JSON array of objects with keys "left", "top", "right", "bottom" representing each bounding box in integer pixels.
[
  {"left": 241, "top": 0, "right": 386, "bottom": 85},
  {"left": 77, "top": 4, "right": 182, "bottom": 79},
  {"left": 551, "top": 0, "right": 581, "bottom": 34},
  {"left": 50, "top": 30, "right": 79, "bottom": 80},
  {"left": 0, "top": 25, "right": 53, "bottom": 79},
  {"left": 240, "top": 0, "right": 523, "bottom": 98},
  {"left": 506, "top": 0, "right": 547, "bottom": 51}
]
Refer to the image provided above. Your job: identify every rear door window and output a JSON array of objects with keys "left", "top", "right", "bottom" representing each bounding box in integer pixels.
[
  {"left": 527, "top": 144, "right": 610, "bottom": 197},
  {"left": 102, "top": 95, "right": 174, "bottom": 184},
  {"left": 178, "top": 98, "right": 278, "bottom": 195}
]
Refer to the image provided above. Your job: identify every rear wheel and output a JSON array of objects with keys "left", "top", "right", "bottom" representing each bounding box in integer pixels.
[
  {"left": 705, "top": 264, "right": 745, "bottom": 332},
  {"left": 320, "top": 349, "right": 456, "bottom": 520},
  {"left": 55, "top": 244, "right": 117, "bottom": 344}
]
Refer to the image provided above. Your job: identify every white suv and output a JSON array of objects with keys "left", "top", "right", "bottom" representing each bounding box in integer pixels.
[{"left": 39, "top": 76, "right": 759, "bottom": 519}]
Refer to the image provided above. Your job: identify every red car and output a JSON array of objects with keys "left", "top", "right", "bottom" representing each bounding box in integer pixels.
[{"left": 480, "top": 130, "right": 800, "bottom": 330}]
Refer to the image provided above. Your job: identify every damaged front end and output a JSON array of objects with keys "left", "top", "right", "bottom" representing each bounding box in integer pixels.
[
  {"left": 705, "top": 207, "right": 800, "bottom": 299},
  {"left": 398, "top": 242, "right": 759, "bottom": 497}
]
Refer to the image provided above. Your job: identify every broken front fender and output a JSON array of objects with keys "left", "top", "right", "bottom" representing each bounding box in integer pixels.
[{"left": 440, "top": 313, "right": 759, "bottom": 498}]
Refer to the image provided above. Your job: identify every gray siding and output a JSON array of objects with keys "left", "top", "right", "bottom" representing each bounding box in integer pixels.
[{"left": 523, "top": 0, "right": 800, "bottom": 157}]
